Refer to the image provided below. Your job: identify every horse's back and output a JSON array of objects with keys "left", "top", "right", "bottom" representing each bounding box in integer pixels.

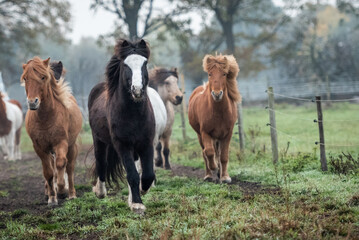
[
  {"left": 88, "top": 82, "right": 106, "bottom": 110},
  {"left": 147, "top": 87, "right": 167, "bottom": 142}
]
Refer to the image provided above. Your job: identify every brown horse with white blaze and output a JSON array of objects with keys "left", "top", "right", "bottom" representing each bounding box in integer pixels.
[
  {"left": 21, "top": 57, "right": 82, "bottom": 205},
  {"left": 188, "top": 54, "right": 241, "bottom": 183}
]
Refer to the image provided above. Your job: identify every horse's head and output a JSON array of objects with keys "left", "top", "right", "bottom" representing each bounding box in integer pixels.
[
  {"left": 203, "top": 55, "right": 230, "bottom": 102},
  {"left": 113, "top": 39, "right": 150, "bottom": 102},
  {"left": 152, "top": 68, "right": 183, "bottom": 105},
  {"left": 21, "top": 57, "right": 53, "bottom": 110}
]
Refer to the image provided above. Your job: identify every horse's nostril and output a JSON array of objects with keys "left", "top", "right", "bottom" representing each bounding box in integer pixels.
[
  {"left": 34, "top": 98, "right": 39, "bottom": 104},
  {"left": 176, "top": 96, "right": 183, "bottom": 101}
]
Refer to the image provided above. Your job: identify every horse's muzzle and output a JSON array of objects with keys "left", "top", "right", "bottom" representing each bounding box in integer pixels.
[
  {"left": 131, "top": 87, "right": 144, "bottom": 101},
  {"left": 27, "top": 98, "right": 40, "bottom": 110},
  {"left": 174, "top": 95, "right": 183, "bottom": 105},
  {"left": 211, "top": 90, "right": 223, "bottom": 102}
]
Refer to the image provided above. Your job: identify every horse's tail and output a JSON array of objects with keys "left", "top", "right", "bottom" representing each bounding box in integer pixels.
[
  {"left": 104, "top": 145, "right": 125, "bottom": 186},
  {"left": 90, "top": 145, "right": 126, "bottom": 187}
]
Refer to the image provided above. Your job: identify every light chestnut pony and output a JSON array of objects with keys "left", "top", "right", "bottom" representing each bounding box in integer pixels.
[
  {"left": 21, "top": 57, "right": 82, "bottom": 205},
  {"left": 149, "top": 68, "right": 183, "bottom": 169},
  {"left": 188, "top": 54, "right": 241, "bottom": 183}
]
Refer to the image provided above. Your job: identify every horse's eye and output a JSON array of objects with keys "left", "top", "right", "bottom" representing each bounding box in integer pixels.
[
  {"left": 41, "top": 76, "right": 45, "bottom": 80},
  {"left": 23, "top": 78, "right": 26, "bottom": 82},
  {"left": 209, "top": 74, "right": 212, "bottom": 77},
  {"left": 223, "top": 73, "right": 226, "bottom": 76}
]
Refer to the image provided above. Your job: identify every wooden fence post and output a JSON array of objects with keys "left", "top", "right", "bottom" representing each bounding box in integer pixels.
[
  {"left": 315, "top": 96, "right": 328, "bottom": 171},
  {"left": 267, "top": 87, "right": 278, "bottom": 164},
  {"left": 180, "top": 73, "right": 187, "bottom": 141},
  {"left": 237, "top": 102, "right": 245, "bottom": 153}
]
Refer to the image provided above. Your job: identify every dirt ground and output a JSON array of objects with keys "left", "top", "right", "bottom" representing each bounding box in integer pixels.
[{"left": 0, "top": 147, "right": 280, "bottom": 215}]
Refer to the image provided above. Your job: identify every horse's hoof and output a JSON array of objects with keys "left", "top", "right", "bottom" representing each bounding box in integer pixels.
[
  {"left": 57, "top": 192, "right": 68, "bottom": 199},
  {"left": 48, "top": 197, "right": 58, "bottom": 206},
  {"left": 92, "top": 186, "right": 106, "bottom": 199},
  {"left": 204, "top": 176, "right": 213, "bottom": 182},
  {"left": 164, "top": 165, "right": 171, "bottom": 170},
  {"left": 130, "top": 203, "right": 146, "bottom": 215},
  {"left": 69, "top": 195, "right": 77, "bottom": 200},
  {"left": 221, "top": 177, "right": 232, "bottom": 184},
  {"left": 155, "top": 160, "right": 163, "bottom": 167}
]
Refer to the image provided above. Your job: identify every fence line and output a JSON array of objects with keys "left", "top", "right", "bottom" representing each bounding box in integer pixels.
[{"left": 266, "top": 90, "right": 359, "bottom": 102}]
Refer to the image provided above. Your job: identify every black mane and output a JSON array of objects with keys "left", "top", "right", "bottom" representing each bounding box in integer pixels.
[
  {"left": 149, "top": 67, "right": 178, "bottom": 90},
  {"left": 106, "top": 39, "right": 150, "bottom": 98}
]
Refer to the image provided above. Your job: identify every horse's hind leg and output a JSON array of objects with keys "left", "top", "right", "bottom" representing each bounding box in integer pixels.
[
  {"left": 162, "top": 135, "right": 172, "bottom": 170},
  {"left": 154, "top": 141, "right": 163, "bottom": 167},
  {"left": 6, "top": 130, "right": 16, "bottom": 161},
  {"left": 15, "top": 127, "right": 21, "bottom": 160},
  {"left": 53, "top": 141, "right": 69, "bottom": 199},
  {"left": 93, "top": 139, "right": 107, "bottom": 198},
  {"left": 66, "top": 144, "right": 78, "bottom": 199}
]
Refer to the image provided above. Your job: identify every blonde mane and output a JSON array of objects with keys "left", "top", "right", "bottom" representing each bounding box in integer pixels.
[
  {"left": 21, "top": 57, "right": 72, "bottom": 108},
  {"left": 202, "top": 54, "right": 241, "bottom": 103}
]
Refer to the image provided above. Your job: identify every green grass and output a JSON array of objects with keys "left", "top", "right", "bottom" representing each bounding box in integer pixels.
[{"left": 4, "top": 103, "right": 359, "bottom": 239}]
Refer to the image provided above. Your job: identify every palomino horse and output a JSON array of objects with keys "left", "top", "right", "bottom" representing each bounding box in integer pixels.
[
  {"left": 89, "top": 39, "right": 156, "bottom": 214},
  {"left": 21, "top": 57, "right": 82, "bottom": 205},
  {"left": 188, "top": 54, "right": 241, "bottom": 183},
  {"left": 0, "top": 93, "right": 23, "bottom": 160},
  {"left": 149, "top": 67, "right": 183, "bottom": 169}
]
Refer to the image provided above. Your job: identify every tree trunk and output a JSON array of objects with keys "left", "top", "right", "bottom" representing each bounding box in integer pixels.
[
  {"left": 223, "top": 21, "right": 235, "bottom": 54},
  {"left": 126, "top": 13, "right": 138, "bottom": 39}
]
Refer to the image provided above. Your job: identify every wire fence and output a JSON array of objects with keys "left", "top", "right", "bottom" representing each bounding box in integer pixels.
[{"left": 262, "top": 89, "right": 359, "bottom": 152}]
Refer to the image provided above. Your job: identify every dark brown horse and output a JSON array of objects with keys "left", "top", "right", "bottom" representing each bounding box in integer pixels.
[
  {"left": 88, "top": 39, "right": 156, "bottom": 214},
  {"left": 188, "top": 54, "right": 241, "bottom": 183},
  {"left": 21, "top": 57, "right": 82, "bottom": 205}
]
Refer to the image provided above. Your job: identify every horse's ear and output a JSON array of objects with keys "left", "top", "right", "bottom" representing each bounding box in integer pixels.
[
  {"left": 122, "top": 40, "right": 129, "bottom": 48},
  {"left": 172, "top": 67, "right": 177, "bottom": 72},
  {"left": 203, "top": 55, "right": 214, "bottom": 72},
  {"left": 50, "top": 61, "right": 63, "bottom": 80},
  {"left": 22, "top": 64, "right": 27, "bottom": 70},
  {"left": 43, "top": 57, "right": 50, "bottom": 67},
  {"left": 138, "top": 39, "right": 147, "bottom": 48}
]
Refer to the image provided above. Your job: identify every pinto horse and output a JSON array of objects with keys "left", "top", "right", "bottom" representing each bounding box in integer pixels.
[
  {"left": 88, "top": 39, "right": 156, "bottom": 214},
  {"left": 0, "top": 93, "right": 23, "bottom": 161},
  {"left": 188, "top": 54, "right": 241, "bottom": 183},
  {"left": 149, "top": 67, "right": 183, "bottom": 169},
  {"left": 21, "top": 57, "right": 82, "bottom": 205}
]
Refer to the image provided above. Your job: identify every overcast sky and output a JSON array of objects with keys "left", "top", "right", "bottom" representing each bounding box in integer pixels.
[{"left": 68, "top": 0, "right": 335, "bottom": 44}]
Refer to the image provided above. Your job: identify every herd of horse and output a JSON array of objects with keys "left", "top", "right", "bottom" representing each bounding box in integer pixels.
[{"left": 0, "top": 39, "right": 241, "bottom": 214}]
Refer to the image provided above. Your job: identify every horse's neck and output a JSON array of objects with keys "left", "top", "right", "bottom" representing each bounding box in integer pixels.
[
  {"left": 35, "top": 87, "right": 57, "bottom": 120},
  {"left": 114, "top": 86, "right": 148, "bottom": 113}
]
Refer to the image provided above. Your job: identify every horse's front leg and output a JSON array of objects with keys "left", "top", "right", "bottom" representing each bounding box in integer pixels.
[
  {"left": 139, "top": 144, "right": 155, "bottom": 194},
  {"left": 53, "top": 141, "right": 69, "bottom": 199},
  {"left": 219, "top": 136, "right": 232, "bottom": 183},
  {"left": 116, "top": 146, "right": 144, "bottom": 214},
  {"left": 201, "top": 132, "right": 217, "bottom": 179},
  {"left": 34, "top": 146, "right": 57, "bottom": 205},
  {"left": 6, "top": 130, "right": 16, "bottom": 161}
]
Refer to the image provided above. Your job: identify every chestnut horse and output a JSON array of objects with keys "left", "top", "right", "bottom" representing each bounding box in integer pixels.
[
  {"left": 188, "top": 54, "right": 241, "bottom": 183},
  {"left": 89, "top": 39, "right": 156, "bottom": 214},
  {"left": 149, "top": 67, "right": 183, "bottom": 169},
  {"left": 21, "top": 57, "right": 82, "bottom": 205}
]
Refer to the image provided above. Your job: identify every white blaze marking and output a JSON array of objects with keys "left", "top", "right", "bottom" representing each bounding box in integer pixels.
[{"left": 124, "top": 54, "right": 147, "bottom": 89}]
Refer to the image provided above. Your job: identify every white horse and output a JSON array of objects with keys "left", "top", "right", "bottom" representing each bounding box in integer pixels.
[
  {"left": 0, "top": 93, "right": 23, "bottom": 161},
  {"left": 149, "top": 68, "right": 183, "bottom": 169},
  {"left": 135, "top": 87, "right": 167, "bottom": 172}
]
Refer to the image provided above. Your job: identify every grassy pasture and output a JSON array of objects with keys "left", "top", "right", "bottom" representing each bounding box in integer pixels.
[{"left": 0, "top": 103, "right": 358, "bottom": 239}]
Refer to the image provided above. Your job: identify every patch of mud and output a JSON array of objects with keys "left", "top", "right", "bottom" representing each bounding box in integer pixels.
[
  {"left": 0, "top": 148, "right": 94, "bottom": 214},
  {"left": 170, "top": 164, "right": 281, "bottom": 196}
]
